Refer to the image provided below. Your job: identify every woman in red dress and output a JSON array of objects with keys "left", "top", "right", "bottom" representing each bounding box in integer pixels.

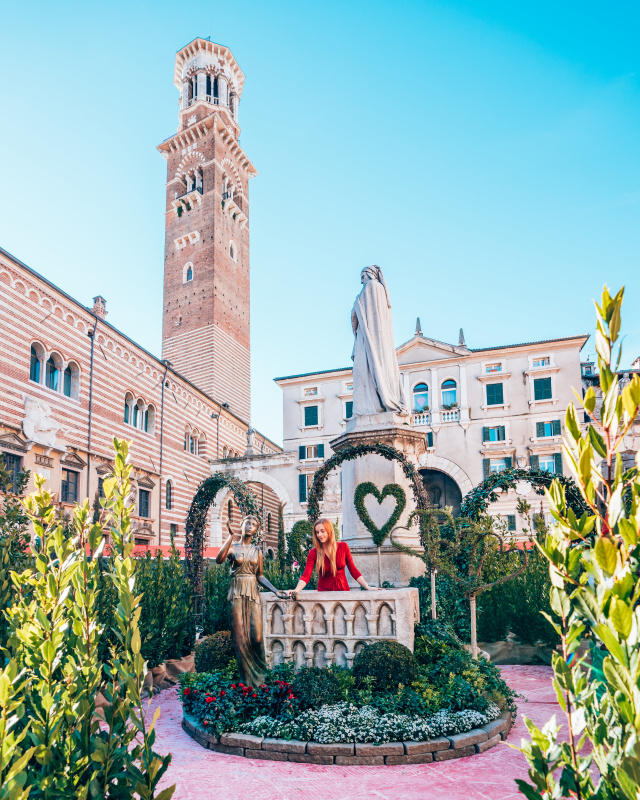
[{"left": 291, "top": 518, "right": 380, "bottom": 593}]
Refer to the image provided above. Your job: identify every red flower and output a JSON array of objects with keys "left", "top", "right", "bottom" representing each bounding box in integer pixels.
[
  {"left": 252, "top": 693, "right": 257, "bottom": 698},
  {"left": 205, "top": 696, "right": 215, "bottom": 704},
  {"left": 246, "top": 686, "right": 253, "bottom": 692},
  {"left": 231, "top": 684, "right": 237, "bottom": 689},
  {"left": 193, "top": 690, "right": 198, "bottom": 695},
  {"left": 204, "top": 720, "right": 208, "bottom": 725},
  {"left": 287, "top": 693, "right": 294, "bottom": 699},
  {"left": 239, "top": 683, "right": 245, "bottom": 687},
  {"left": 220, "top": 691, "right": 226, "bottom": 697},
  {"left": 183, "top": 688, "right": 191, "bottom": 695}
]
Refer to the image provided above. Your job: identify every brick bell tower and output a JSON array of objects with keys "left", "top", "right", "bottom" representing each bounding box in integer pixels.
[{"left": 158, "top": 37, "right": 256, "bottom": 422}]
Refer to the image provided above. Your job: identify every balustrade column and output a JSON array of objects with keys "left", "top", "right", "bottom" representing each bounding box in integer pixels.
[
  {"left": 344, "top": 614, "right": 354, "bottom": 638},
  {"left": 302, "top": 613, "right": 313, "bottom": 636},
  {"left": 324, "top": 614, "right": 334, "bottom": 637},
  {"left": 365, "top": 614, "right": 377, "bottom": 637}
]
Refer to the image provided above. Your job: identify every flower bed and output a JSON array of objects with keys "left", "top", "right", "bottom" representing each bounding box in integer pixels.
[{"left": 179, "top": 621, "right": 516, "bottom": 764}]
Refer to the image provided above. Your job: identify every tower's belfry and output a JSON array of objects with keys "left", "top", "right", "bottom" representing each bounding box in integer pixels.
[{"left": 158, "top": 37, "right": 256, "bottom": 422}]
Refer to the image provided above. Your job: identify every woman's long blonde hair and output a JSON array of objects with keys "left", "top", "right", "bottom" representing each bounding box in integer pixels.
[{"left": 313, "top": 518, "right": 337, "bottom": 577}]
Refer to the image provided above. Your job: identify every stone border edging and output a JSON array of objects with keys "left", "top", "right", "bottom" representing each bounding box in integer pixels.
[{"left": 181, "top": 711, "right": 513, "bottom": 765}]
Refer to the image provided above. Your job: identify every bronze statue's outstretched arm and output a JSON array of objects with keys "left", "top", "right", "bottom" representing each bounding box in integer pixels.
[
  {"left": 256, "top": 550, "right": 289, "bottom": 599},
  {"left": 216, "top": 519, "right": 236, "bottom": 564}
]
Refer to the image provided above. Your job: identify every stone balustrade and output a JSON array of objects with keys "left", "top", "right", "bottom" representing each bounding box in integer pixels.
[{"left": 261, "top": 588, "right": 420, "bottom": 669}]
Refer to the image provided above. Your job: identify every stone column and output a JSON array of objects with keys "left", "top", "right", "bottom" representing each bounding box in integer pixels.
[
  {"left": 182, "top": 81, "right": 190, "bottom": 109},
  {"left": 344, "top": 614, "right": 354, "bottom": 638},
  {"left": 197, "top": 72, "right": 206, "bottom": 101}
]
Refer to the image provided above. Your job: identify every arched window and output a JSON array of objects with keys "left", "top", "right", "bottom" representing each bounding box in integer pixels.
[
  {"left": 413, "top": 382, "right": 429, "bottom": 412},
  {"left": 45, "top": 353, "right": 62, "bottom": 391},
  {"left": 124, "top": 392, "right": 134, "bottom": 425},
  {"left": 441, "top": 379, "right": 457, "bottom": 408},
  {"left": 166, "top": 480, "right": 172, "bottom": 510},
  {"left": 30, "top": 343, "right": 44, "bottom": 383},
  {"left": 198, "top": 433, "right": 207, "bottom": 457},
  {"left": 63, "top": 361, "right": 80, "bottom": 400},
  {"left": 222, "top": 446, "right": 228, "bottom": 458},
  {"left": 190, "top": 433, "right": 196, "bottom": 454},
  {"left": 229, "top": 241, "right": 236, "bottom": 261},
  {"left": 183, "top": 263, "right": 193, "bottom": 283},
  {"left": 145, "top": 404, "right": 156, "bottom": 435},
  {"left": 133, "top": 399, "right": 144, "bottom": 429},
  {"left": 184, "top": 426, "right": 191, "bottom": 452}
]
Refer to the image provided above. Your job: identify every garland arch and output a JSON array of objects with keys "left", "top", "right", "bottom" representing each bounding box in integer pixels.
[
  {"left": 184, "top": 472, "right": 261, "bottom": 595},
  {"left": 306, "top": 442, "right": 430, "bottom": 526},
  {"left": 459, "top": 467, "right": 590, "bottom": 520}
]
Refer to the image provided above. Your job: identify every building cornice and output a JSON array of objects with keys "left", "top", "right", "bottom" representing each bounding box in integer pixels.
[{"left": 174, "top": 37, "right": 246, "bottom": 95}]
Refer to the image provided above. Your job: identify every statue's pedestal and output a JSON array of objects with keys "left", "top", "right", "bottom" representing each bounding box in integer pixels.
[{"left": 330, "top": 413, "right": 429, "bottom": 588}]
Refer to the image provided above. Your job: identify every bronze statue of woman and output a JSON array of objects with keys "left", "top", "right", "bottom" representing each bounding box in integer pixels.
[{"left": 216, "top": 514, "right": 289, "bottom": 687}]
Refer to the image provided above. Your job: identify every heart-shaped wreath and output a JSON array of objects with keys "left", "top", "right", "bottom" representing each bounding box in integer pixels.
[{"left": 354, "top": 481, "right": 407, "bottom": 547}]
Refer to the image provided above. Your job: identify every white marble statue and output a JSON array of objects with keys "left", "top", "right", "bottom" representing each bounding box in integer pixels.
[
  {"left": 351, "top": 266, "right": 407, "bottom": 416},
  {"left": 22, "top": 396, "right": 61, "bottom": 447}
]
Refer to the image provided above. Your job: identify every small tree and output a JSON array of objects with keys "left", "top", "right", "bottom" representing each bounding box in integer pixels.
[
  {"left": 277, "top": 504, "right": 286, "bottom": 571},
  {"left": 396, "top": 508, "right": 526, "bottom": 657},
  {"left": 287, "top": 520, "right": 313, "bottom": 567},
  {"left": 516, "top": 287, "right": 640, "bottom": 800}
]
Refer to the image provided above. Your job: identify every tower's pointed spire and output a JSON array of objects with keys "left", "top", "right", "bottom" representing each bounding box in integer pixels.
[
  {"left": 459, "top": 327, "right": 466, "bottom": 347},
  {"left": 415, "top": 317, "right": 422, "bottom": 337}
]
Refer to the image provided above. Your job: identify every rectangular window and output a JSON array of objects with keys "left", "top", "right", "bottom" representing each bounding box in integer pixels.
[
  {"left": 483, "top": 456, "right": 513, "bottom": 477},
  {"left": 485, "top": 363, "right": 502, "bottom": 373},
  {"left": 98, "top": 477, "right": 105, "bottom": 498},
  {"left": 507, "top": 515, "right": 516, "bottom": 532},
  {"left": 533, "top": 357, "right": 550, "bottom": 368},
  {"left": 304, "top": 387, "right": 318, "bottom": 397},
  {"left": 304, "top": 405, "right": 319, "bottom": 426},
  {"left": 299, "top": 474, "right": 314, "bottom": 503},
  {"left": 1, "top": 453, "right": 22, "bottom": 492},
  {"left": 536, "top": 420, "right": 561, "bottom": 438},
  {"left": 134, "top": 538, "right": 148, "bottom": 547},
  {"left": 534, "top": 377, "right": 552, "bottom": 400},
  {"left": 345, "top": 401, "right": 353, "bottom": 419},
  {"left": 538, "top": 454, "right": 556, "bottom": 473},
  {"left": 170, "top": 523, "right": 178, "bottom": 539},
  {"left": 306, "top": 445, "right": 319, "bottom": 459},
  {"left": 483, "top": 426, "right": 506, "bottom": 442},
  {"left": 61, "top": 469, "right": 78, "bottom": 503},
  {"left": 427, "top": 431, "right": 434, "bottom": 448},
  {"left": 345, "top": 383, "right": 353, "bottom": 392},
  {"left": 486, "top": 383, "right": 504, "bottom": 406},
  {"left": 139, "top": 489, "right": 150, "bottom": 518}
]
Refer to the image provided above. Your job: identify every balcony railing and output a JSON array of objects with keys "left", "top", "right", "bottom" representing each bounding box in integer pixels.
[
  {"left": 412, "top": 411, "right": 431, "bottom": 426},
  {"left": 179, "top": 186, "right": 203, "bottom": 199},
  {"left": 441, "top": 408, "right": 460, "bottom": 423}
]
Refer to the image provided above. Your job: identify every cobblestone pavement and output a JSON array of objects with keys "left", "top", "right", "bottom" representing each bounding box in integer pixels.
[{"left": 148, "top": 665, "right": 558, "bottom": 800}]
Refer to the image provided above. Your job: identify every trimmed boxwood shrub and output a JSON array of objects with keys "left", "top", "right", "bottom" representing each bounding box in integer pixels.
[
  {"left": 291, "top": 666, "right": 345, "bottom": 710},
  {"left": 352, "top": 640, "right": 418, "bottom": 691},
  {"left": 194, "top": 631, "right": 235, "bottom": 673}
]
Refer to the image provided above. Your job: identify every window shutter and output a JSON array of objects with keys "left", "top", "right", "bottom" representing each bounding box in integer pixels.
[
  {"left": 305, "top": 405, "right": 318, "bottom": 426},
  {"left": 536, "top": 422, "right": 545, "bottom": 438},
  {"left": 318, "top": 443, "right": 325, "bottom": 458},
  {"left": 345, "top": 401, "right": 353, "bottom": 419},
  {"left": 299, "top": 474, "right": 307, "bottom": 502},
  {"left": 552, "top": 419, "right": 561, "bottom": 436},
  {"left": 427, "top": 431, "right": 434, "bottom": 448},
  {"left": 554, "top": 453, "right": 563, "bottom": 475},
  {"left": 499, "top": 426, "right": 506, "bottom": 441},
  {"left": 534, "top": 379, "right": 542, "bottom": 401},
  {"left": 530, "top": 455, "right": 539, "bottom": 469},
  {"left": 298, "top": 445, "right": 305, "bottom": 460},
  {"left": 482, "top": 427, "right": 489, "bottom": 442},
  {"left": 507, "top": 515, "right": 516, "bottom": 531},
  {"left": 535, "top": 377, "right": 552, "bottom": 400},
  {"left": 495, "top": 383, "right": 504, "bottom": 404},
  {"left": 504, "top": 457, "right": 512, "bottom": 470},
  {"left": 483, "top": 459, "right": 490, "bottom": 479}
]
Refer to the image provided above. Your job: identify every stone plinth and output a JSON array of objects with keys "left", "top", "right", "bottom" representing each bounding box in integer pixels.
[
  {"left": 261, "top": 587, "right": 420, "bottom": 668},
  {"left": 329, "top": 413, "right": 429, "bottom": 587}
]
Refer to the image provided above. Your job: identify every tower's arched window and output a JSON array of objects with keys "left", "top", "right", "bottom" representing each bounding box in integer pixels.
[
  {"left": 124, "top": 392, "right": 134, "bottom": 425},
  {"left": 183, "top": 263, "right": 193, "bottom": 283},
  {"left": 206, "top": 74, "right": 212, "bottom": 98},
  {"left": 166, "top": 480, "right": 172, "bottom": 510},
  {"left": 30, "top": 343, "right": 44, "bottom": 383},
  {"left": 229, "top": 241, "right": 236, "bottom": 261},
  {"left": 45, "top": 353, "right": 62, "bottom": 391},
  {"left": 441, "top": 379, "right": 457, "bottom": 407},
  {"left": 132, "top": 398, "right": 145, "bottom": 429},
  {"left": 184, "top": 425, "right": 191, "bottom": 452},
  {"left": 213, "top": 76, "right": 219, "bottom": 101},
  {"left": 413, "top": 382, "right": 429, "bottom": 412},
  {"left": 222, "top": 174, "right": 230, "bottom": 200},
  {"left": 63, "top": 361, "right": 80, "bottom": 400}
]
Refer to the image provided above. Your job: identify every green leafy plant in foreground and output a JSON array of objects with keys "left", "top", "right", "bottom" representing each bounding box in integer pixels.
[
  {"left": 1, "top": 439, "right": 175, "bottom": 800},
  {"left": 516, "top": 287, "right": 640, "bottom": 800}
]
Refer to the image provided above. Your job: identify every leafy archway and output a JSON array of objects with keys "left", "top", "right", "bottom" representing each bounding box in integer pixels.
[
  {"left": 306, "top": 442, "right": 430, "bottom": 525},
  {"left": 460, "top": 467, "right": 589, "bottom": 520},
  {"left": 185, "top": 473, "right": 261, "bottom": 595}
]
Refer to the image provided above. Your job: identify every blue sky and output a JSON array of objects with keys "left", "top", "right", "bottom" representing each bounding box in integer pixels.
[{"left": 1, "top": 1, "right": 638, "bottom": 443}]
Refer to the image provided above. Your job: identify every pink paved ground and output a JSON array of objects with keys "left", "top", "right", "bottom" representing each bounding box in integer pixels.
[{"left": 148, "top": 665, "right": 559, "bottom": 800}]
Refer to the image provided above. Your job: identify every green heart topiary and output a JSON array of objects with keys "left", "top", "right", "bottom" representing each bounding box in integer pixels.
[{"left": 354, "top": 482, "right": 407, "bottom": 547}]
